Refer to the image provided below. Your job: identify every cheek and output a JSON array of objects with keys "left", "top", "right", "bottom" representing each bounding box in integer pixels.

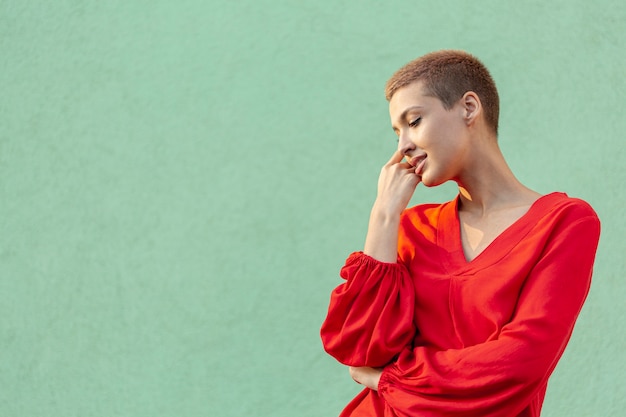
[{"left": 438, "top": 125, "right": 465, "bottom": 154}]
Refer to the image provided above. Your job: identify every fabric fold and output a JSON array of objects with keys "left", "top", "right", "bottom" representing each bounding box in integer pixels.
[{"left": 320, "top": 252, "right": 416, "bottom": 367}]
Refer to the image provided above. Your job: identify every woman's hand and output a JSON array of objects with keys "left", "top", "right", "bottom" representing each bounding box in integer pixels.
[
  {"left": 374, "top": 149, "right": 421, "bottom": 218},
  {"left": 348, "top": 367, "right": 383, "bottom": 391},
  {"left": 363, "top": 150, "right": 420, "bottom": 263}
]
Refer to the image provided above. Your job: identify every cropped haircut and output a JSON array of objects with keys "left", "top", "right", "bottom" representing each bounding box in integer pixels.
[{"left": 385, "top": 50, "right": 500, "bottom": 135}]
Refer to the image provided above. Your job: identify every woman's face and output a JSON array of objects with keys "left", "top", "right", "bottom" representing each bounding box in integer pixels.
[{"left": 389, "top": 81, "right": 470, "bottom": 187}]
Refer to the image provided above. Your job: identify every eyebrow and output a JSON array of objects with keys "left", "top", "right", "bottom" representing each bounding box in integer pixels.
[{"left": 392, "top": 105, "right": 424, "bottom": 131}]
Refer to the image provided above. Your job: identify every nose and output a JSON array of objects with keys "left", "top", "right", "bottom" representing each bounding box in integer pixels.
[{"left": 397, "top": 131, "right": 416, "bottom": 156}]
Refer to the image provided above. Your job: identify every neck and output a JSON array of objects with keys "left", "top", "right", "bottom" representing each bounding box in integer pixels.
[{"left": 455, "top": 140, "right": 539, "bottom": 216}]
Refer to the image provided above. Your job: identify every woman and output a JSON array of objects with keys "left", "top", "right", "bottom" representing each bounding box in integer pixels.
[{"left": 320, "top": 50, "right": 600, "bottom": 417}]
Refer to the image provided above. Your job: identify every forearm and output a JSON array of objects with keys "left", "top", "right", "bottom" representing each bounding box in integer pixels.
[
  {"left": 363, "top": 202, "right": 401, "bottom": 263},
  {"left": 349, "top": 366, "right": 383, "bottom": 391}
]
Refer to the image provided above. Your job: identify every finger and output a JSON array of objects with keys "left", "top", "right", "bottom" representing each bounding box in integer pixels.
[{"left": 385, "top": 149, "right": 405, "bottom": 166}]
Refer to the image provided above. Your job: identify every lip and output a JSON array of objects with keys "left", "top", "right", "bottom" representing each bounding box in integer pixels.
[{"left": 408, "top": 154, "right": 427, "bottom": 167}]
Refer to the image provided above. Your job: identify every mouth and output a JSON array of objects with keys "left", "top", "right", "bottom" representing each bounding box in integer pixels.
[
  {"left": 408, "top": 154, "right": 427, "bottom": 167},
  {"left": 408, "top": 154, "right": 427, "bottom": 175}
]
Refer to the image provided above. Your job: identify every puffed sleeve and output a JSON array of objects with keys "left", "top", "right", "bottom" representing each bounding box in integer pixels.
[
  {"left": 320, "top": 252, "right": 416, "bottom": 367},
  {"left": 377, "top": 213, "right": 601, "bottom": 416}
]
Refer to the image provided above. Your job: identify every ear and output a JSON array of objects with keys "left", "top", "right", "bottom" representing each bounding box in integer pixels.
[{"left": 461, "top": 91, "right": 482, "bottom": 126}]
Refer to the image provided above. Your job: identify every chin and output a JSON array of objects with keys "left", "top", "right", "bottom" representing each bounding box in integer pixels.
[
  {"left": 421, "top": 175, "right": 446, "bottom": 188},
  {"left": 420, "top": 174, "right": 433, "bottom": 187}
]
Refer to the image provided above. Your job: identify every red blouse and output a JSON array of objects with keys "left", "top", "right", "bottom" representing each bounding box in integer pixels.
[{"left": 321, "top": 192, "right": 600, "bottom": 417}]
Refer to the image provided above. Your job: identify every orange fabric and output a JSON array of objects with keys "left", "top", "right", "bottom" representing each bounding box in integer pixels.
[{"left": 321, "top": 192, "right": 600, "bottom": 417}]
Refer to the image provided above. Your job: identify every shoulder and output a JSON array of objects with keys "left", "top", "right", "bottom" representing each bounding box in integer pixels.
[
  {"left": 400, "top": 200, "right": 452, "bottom": 226},
  {"left": 540, "top": 192, "right": 600, "bottom": 224},
  {"left": 532, "top": 193, "right": 601, "bottom": 249},
  {"left": 398, "top": 199, "right": 456, "bottom": 245}
]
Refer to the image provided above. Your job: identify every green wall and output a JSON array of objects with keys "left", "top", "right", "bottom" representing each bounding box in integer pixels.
[{"left": 1, "top": 1, "right": 624, "bottom": 415}]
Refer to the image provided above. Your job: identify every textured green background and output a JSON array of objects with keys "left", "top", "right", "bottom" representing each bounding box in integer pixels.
[{"left": 1, "top": 1, "right": 624, "bottom": 416}]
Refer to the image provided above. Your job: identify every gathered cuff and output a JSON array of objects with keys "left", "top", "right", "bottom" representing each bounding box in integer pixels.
[
  {"left": 377, "top": 365, "right": 394, "bottom": 395},
  {"left": 340, "top": 251, "right": 406, "bottom": 280}
]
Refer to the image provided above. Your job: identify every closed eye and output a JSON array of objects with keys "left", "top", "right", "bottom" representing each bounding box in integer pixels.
[{"left": 408, "top": 117, "right": 422, "bottom": 128}]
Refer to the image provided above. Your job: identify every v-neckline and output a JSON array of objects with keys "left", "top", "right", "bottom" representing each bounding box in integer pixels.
[{"left": 437, "top": 192, "right": 565, "bottom": 274}]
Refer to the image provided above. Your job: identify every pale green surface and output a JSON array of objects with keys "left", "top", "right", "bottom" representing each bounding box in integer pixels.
[{"left": 1, "top": 1, "right": 624, "bottom": 416}]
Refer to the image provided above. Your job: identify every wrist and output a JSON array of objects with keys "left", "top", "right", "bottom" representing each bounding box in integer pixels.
[
  {"left": 370, "top": 201, "right": 402, "bottom": 223},
  {"left": 364, "top": 206, "right": 401, "bottom": 263}
]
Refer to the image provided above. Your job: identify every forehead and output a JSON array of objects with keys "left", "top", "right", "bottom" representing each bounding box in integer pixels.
[{"left": 389, "top": 81, "right": 439, "bottom": 118}]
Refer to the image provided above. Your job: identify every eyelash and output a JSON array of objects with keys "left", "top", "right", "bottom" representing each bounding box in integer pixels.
[
  {"left": 394, "top": 117, "right": 422, "bottom": 142},
  {"left": 408, "top": 117, "right": 422, "bottom": 128}
]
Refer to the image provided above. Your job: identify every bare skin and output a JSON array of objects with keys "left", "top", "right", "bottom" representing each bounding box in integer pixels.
[{"left": 352, "top": 81, "right": 541, "bottom": 391}]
